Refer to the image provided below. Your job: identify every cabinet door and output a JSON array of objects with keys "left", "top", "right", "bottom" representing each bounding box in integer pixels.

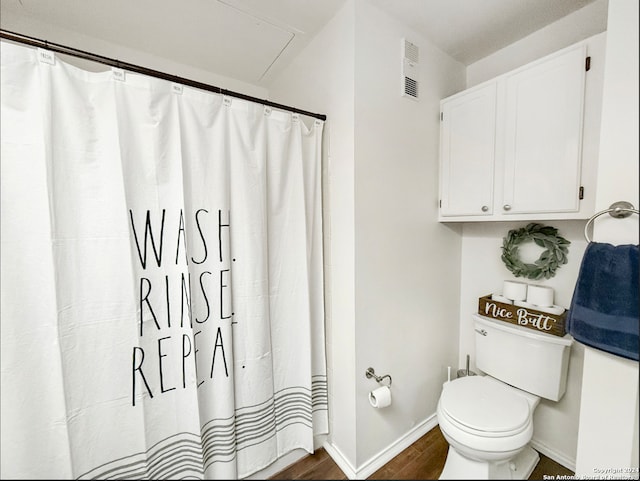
[
  {"left": 502, "top": 45, "right": 586, "bottom": 214},
  {"left": 440, "top": 83, "right": 496, "bottom": 217}
]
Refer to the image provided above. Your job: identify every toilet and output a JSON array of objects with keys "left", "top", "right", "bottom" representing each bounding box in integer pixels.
[{"left": 437, "top": 313, "right": 573, "bottom": 479}]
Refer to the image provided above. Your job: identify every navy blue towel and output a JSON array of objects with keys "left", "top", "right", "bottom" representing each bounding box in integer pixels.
[{"left": 567, "top": 243, "right": 639, "bottom": 361}]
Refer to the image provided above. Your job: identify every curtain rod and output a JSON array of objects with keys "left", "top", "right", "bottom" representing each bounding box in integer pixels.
[{"left": 0, "top": 29, "right": 327, "bottom": 122}]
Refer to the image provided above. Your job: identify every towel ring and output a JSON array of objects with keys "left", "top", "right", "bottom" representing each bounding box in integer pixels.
[{"left": 584, "top": 201, "right": 639, "bottom": 242}]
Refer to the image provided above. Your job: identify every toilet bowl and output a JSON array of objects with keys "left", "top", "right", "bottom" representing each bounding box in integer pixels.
[
  {"left": 437, "top": 314, "right": 573, "bottom": 479},
  {"left": 437, "top": 375, "right": 540, "bottom": 479}
]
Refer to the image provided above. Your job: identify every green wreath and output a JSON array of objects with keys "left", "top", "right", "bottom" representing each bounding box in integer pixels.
[{"left": 501, "top": 223, "right": 570, "bottom": 280}]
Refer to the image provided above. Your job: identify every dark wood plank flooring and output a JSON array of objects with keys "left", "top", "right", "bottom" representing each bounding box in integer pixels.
[{"left": 268, "top": 425, "right": 574, "bottom": 480}]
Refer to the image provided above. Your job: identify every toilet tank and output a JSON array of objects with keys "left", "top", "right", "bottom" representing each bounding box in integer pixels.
[{"left": 473, "top": 314, "right": 573, "bottom": 401}]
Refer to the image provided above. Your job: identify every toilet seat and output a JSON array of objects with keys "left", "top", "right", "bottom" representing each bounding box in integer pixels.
[{"left": 439, "top": 376, "right": 531, "bottom": 437}]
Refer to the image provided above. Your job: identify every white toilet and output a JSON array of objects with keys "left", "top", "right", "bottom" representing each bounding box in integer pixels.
[{"left": 437, "top": 313, "right": 573, "bottom": 479}]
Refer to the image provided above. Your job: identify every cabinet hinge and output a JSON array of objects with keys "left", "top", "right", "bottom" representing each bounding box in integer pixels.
[
  {"left": 585, "top": 56, "right": 591, "bottom": 71},
  {"left": 440, "top": 112, "right": 443, "bottom": 121},
  {"left": 579, "top": 186, "right": 584, "bottom": 199}
]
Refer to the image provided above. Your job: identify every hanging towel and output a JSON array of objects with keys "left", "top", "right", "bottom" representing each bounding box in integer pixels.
[{"left": 566, "top": 242, "right": 639, "bottom": 361}]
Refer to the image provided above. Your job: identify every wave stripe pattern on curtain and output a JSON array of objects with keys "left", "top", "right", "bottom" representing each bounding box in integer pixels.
[{"left": 0, "top": 40, "right": 327, "bottom": 480}]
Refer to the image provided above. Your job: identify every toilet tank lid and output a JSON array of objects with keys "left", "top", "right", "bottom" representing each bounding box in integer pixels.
[{"left": 473, "top": 314, "right": 573, "bottom": 346}]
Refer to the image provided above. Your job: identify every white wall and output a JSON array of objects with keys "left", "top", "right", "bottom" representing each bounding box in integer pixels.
[
  {"left": 574, "top": 0, "right": 639, "bottom": 476},
  {"left": 466, "top": 0, "right": 609, "bottom": 87},
  {"left": 352, "top": 0, "right": 464, "bottom": 469},
  {"left": 591, "top": 0, "right": 639, "bottom": 244},
  {"left": 270, "top": 0, "right": 466, "bottom": 475},
  {"left": 459, "top": 221, "right": 589, "bottom": 469},
  {"left": 456, "top": 7, "right": 609, "bottom": 469}
]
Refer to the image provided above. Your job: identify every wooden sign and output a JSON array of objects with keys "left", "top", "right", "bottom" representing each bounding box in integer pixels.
[{"left": 478, "top": 294, "right": 567, "bottom": 337}]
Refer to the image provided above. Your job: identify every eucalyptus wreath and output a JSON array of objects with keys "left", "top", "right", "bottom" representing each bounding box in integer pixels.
[{"left": 501, "top": 223, "right": 570, "bottom": 280}]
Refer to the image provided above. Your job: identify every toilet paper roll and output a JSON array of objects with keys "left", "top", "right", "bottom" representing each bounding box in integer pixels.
[
  {"left": 369, "top": 385, "right": 392, "bottom": 409},
  {"left": 534, "top": 305, "right": 565, "bottom": 315},
  {"left": 514, "top": 300, "right": 537, "bottom": 309},
  {"left": 491, "top": 294, "right": 513, "bottom": 305},
  {"left": 503, "top": 280, "right": 528, "bottom": 301},
  {"left": 527, "top": 285, "right": 554, "bottom": 307}
]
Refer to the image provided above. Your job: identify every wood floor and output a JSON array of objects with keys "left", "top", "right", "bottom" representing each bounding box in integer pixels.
[{"left": 268, "top": 425, "right": 574, "bottom": 480}]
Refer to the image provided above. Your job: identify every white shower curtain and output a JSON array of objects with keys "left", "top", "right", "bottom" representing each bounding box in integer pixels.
[{"left": 0, "top": 41, "right": 327, "bottom": 480}]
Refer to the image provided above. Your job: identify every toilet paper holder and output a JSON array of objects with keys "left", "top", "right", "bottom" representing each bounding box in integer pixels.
[{"left": 365, "top": 367, "right": 392, "bottom": 387}]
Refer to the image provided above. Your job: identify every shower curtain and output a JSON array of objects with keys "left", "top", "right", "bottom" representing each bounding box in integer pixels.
[{"left": 0, "top": 41, "right": 327, "bottom": 480}]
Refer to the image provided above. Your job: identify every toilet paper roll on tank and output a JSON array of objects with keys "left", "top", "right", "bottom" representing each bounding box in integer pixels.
[
  {"left": 502, "top": 280, "right": 528, "bottom": 301},
  {"left": 491, "top": 294, "right": 513, "bottom": 304},
  {"left": 526, "top": 285, "right": 554, "bottom": 307},
  {"left": 514, "top": 300, "right": 537, "bottom": 309},
  {"left": 534, "top": 304, "right": 565, "bottom": 315},
  {"left": 495, "top": 280, "right": 565, "bottom": 315}
]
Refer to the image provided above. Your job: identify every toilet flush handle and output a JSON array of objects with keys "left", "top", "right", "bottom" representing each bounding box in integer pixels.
[{"left": 475, "top": 328, "right": 487, "bottom": 336}]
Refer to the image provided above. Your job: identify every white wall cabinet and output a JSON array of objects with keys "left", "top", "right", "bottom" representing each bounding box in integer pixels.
[
  {"left": 439, "top": 83, "right": 497, "bottom": 217},
  {"left": 439, "top": 42, "right": 601, "bottom": 222}
]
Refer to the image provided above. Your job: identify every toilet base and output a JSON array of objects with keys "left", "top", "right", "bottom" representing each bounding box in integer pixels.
[{"left": 439, "top": 444, "right": 540, "bottom": 480}]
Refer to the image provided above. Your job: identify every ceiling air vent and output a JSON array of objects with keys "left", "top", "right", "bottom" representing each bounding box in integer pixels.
[{"left": 402, "top": 38, "right": 419, "bottom": 100}]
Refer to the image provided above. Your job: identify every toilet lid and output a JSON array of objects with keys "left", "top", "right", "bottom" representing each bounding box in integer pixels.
[{"left": 440, "top": 376, "right": 530, "bottom": 434}]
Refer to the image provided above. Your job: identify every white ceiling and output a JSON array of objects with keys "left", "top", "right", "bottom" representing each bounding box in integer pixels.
[
  {"left": 369, "top": 0, "right": 603, "bottom": 64},
  {"left": 0, "top": 0, "right": 606, "bottom": 87}
]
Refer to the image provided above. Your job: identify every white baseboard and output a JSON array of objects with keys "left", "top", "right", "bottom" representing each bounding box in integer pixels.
[
  {"left": 531, "top": 438, "right": 576, "bottom": 472},
  {"left": 322, "top": 419, "right": 575, "bottom": 479},
  {"left": 323, "top": 413, "right": 439, "bottom": 479},
  {"left": 322, "top": 442, "right": 358, "bottom": 479}
]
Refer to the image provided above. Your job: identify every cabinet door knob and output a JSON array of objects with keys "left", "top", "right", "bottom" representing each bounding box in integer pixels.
[
  {"left": 481, "top": 205, "right": 489, "bottom": 212},
  {"left": 503, "top": 204, "right": 512, "bottom": 211}
]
